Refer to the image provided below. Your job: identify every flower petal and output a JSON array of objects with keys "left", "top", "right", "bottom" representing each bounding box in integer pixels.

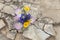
[
  {"left": 15, "top": 8, "right": 21, "bottom": 17},
  {"left": 23, "top": 5, "right": 30, "bottom": 12},
  {"left": 30, "top": 17, "right": 36, "bottom": 23},
  {"left": 23, "top": 20, "right": 30, "bottom": 28},
  {"left": 14, "top": 16, "right": 20, "bottom": 21},
  {"left": 14, "top": 22, "right": 23, "bottom": 30}
]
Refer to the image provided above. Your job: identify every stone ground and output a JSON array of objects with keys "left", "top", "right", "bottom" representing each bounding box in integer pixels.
[
  {"left": 0, "top": 0, "right": 60, "bottom": 40},
  {"left": 40, "top": 0, "right": 60, "bottom": 40}
]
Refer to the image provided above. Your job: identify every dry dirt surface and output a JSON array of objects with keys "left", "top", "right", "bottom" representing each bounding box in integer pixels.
[{"left": 0, "top": 0, "right": 60, "bottom": 40}]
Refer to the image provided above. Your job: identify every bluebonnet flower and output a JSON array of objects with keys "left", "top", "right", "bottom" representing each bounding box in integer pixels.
[{"left": 18, "top": 14, "right": 31, "bottom": 24}]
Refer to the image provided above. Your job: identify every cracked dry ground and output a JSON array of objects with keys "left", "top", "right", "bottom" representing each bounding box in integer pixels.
[
  {"left": 0, "top": 0, "right": 31, "bottom": 40},
  {"left": 0, "top": 0, "right": 40, "bottom": 40},
  {"left": 0, "top": 0, "right": 60, "bottom": 40}
]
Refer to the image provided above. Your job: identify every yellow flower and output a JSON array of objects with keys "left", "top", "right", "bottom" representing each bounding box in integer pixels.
[
  {"left": 23, "top": 5, "right": 30, "bottom": 12},
  {"left": 23, "top": 20, "right": 30, "bottom": 28}
]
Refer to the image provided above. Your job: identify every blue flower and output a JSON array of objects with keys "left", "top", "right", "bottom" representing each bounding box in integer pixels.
[
  {"left": 25, "top": 14, "right": 31, "bottom": 20},
  {"left": 18, "top": 14, "right": 31, "bottom": 24}
]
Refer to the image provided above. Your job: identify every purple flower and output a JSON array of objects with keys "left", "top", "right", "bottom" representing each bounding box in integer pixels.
[{"left": 14, "top": 22, "right": 23, "bottom": 30}]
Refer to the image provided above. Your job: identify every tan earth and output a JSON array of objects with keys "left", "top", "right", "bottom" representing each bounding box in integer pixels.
[{"left": 0, "top": 0, "right": 60, "bottom": 40}]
